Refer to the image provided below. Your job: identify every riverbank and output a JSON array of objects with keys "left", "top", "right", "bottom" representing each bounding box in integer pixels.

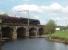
[
  {"left": 48, "top": 31, "right": 68, "bottom": 44},
  {"left": 48, "top": 36, "right": 68, "bottom": 44}
]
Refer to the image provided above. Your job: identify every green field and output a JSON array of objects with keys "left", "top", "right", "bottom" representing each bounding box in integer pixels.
[{"left": 52, "top": 30, "right": 68, "bottom": 39}]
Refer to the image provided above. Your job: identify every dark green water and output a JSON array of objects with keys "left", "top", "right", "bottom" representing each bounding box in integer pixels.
[{"left": 2, "top": 38, "right": 68, "bottom": 50}]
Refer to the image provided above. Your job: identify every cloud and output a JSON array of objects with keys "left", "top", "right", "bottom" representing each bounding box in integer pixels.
[
  {"left": 11, "top": 3, "right": 68, "bottom": 26},
  {"left": 12, "top": 4, "right": 43, "bottom": 13},
  {"left": 12, "top": 3, "right": 68, "bottom": 13},
  {"left": 41, "top": 3, "right": 62, "bottom": 12}
]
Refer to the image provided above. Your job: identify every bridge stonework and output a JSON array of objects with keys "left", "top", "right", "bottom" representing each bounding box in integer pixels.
[{"left": 0, "top": 15, "right": 43, "bottom": 40}]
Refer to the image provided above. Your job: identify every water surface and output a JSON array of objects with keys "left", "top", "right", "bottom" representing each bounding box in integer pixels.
[{"left": 2, "top": 38, "right": 68, "bottom": 50}]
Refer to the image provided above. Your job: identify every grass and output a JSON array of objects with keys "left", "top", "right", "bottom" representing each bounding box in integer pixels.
[{"left": 51, "top": 30, "right": 68, "bottom": 39}]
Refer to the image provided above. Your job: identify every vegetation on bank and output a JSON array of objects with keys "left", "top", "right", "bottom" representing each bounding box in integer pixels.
[
  {"left": 51, "top": 30, "right": 68, "bottom": 39},
  {"left": 48, "top": 30, "right": 68, "bottom": 44}
]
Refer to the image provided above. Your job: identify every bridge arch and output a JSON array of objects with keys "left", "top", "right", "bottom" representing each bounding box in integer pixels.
[
  {"left": 39, "top": 28, "right": 43, "bottom": 35},
  {"left": 1, "top": 27, "right": 13, "bottom": 39},
  {"left": 29, "top": 27, "right": 37, "bottom": 36},
  {"left": 16, "top": 27, "right": 26, "bottom": 38}
]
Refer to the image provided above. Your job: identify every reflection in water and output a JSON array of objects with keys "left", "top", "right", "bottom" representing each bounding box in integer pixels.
[
  {"left": 1, "top": 38, "right": 68, "bottom": 50},
  {"left": 0, "top": 45, "right": 2, "bottom": 50},
  {"left": 54, "top": 43, "right": 68, "bottom": 50},
  {"left": 54, "top": 43, "right": 64, "bottom": 50}
]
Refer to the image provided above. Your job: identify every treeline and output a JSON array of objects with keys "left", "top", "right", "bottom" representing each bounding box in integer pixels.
[{"left": 58, "top": 26, "right": 68, "bottom": 31}]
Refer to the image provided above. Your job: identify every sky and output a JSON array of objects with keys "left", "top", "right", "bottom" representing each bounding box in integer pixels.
[{"left": 0, "top": 0, "right": 68, "bottom": 26}]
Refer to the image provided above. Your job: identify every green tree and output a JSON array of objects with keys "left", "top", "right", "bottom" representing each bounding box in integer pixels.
[{"left": 43, "top": 20, "right": 56, "bottom": 34}]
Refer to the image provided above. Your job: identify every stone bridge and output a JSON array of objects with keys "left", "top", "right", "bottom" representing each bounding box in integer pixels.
[{"left": 0, "top": 15, "right": 43, "bottom": 40}]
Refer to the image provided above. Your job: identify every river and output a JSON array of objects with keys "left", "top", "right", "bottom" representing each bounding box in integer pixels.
[{"left": 1, "top": 38, "right": 68, "bottom": 50}]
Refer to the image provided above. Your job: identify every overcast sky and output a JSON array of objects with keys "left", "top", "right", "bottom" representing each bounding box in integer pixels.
[{"left": 0, "top": 0, "right": 68, "bottom": 26}]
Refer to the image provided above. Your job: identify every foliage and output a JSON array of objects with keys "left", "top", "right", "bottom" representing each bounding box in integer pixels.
[{"left": 43, "top": 20, "right": 56, "bottom": 34}]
